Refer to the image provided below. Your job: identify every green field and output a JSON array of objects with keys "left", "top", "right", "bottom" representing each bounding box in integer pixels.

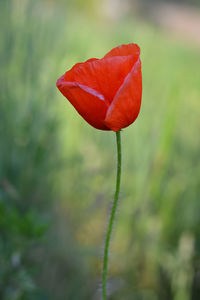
[{"left": 1, "top": 1, "right": 200, "bottom": 299}]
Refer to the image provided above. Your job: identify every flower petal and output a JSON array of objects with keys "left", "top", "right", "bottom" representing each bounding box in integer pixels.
[
  {"left": 64, "top": 58, "right": 98, "bottom": 82},
  {"left": 64, "top": 55, "right": 137, "bottom": 104},
  {"left": 104, "top": 43, "right": 140, "bottom": 58},
  {"left": 104, "top": 58, "right": 142, "bottom": 131},
  {"left": 57, "top": 75, "right": 109, "bottom": 130}
]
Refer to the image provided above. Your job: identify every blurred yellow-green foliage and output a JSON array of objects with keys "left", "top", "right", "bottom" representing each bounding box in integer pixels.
[{"left": 1, "top": 0, "right": 200, "bottom": 299}]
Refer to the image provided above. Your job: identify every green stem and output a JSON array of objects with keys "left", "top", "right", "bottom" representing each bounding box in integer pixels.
[{"left": 102, "top": 130, "right": 122, "bottom": 300}]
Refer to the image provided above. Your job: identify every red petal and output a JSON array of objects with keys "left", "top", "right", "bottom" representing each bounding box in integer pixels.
[
  {"left": 64, "top": 55, "right": 137, "bottom": 104},
  {"left": 64, "top": 58, "right": 98, "bottom": 82},
  {"left": 104, "top": 43, "right": 140, "bottom": 58},
  {"left": 104, "top": 58, "right": 142, "bottom": 131},
  {"left": 56, "top": 75, "right": 110, "bottom": 130}
]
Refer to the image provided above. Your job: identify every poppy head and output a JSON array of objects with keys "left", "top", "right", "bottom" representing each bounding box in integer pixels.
[{"left": 56, "top": 43, "right": 142, "bottom": 131}]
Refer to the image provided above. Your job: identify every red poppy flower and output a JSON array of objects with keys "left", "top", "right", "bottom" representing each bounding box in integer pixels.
[{"left": 56, "top": 43, "right": 142, "bottom": 131}]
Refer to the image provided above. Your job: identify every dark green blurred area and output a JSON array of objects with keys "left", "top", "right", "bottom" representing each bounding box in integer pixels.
[{"left": 0, "top": 0, "right": 200, "bottom": 299}]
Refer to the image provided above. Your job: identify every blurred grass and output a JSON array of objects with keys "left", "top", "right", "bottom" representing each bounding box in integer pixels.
[{"left": 0, "top": 0, "right": 200, "bottom": 299}]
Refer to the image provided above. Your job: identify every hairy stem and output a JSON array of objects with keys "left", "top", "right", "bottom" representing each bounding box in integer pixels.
[{"left": 102, "top": 130, "right": 122, "bottom": 300}]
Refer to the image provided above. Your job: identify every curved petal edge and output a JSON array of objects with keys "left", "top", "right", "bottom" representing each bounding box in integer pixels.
[{"left": 104, "top": 58, "right": 142, "bottom": 131}]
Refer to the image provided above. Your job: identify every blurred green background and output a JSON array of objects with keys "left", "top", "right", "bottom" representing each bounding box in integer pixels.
[{"left": 0, "top": 0, "right": 200, "bottom": 299}]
